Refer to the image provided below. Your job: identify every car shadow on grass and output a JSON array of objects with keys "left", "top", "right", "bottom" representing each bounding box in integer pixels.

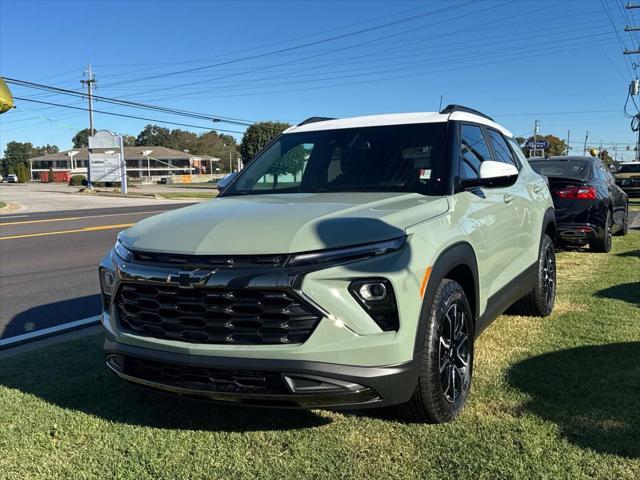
[
  {"left": 616, "top": 249, "right": 640, "bottom": 258},
  {"left": 0, "top": 334, "right": 331, "bottom": 432},
  {"left": 507, "top": 342, "right": 640, "bottom": 458},
  {"left": 595, "top": 282, "right": 640, "bottom": 307}
]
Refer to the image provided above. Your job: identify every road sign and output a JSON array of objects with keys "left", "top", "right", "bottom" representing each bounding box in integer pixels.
[
  {"left": 525, "top": 140, "right": 550, "bottom": 150},
  {"left": 89, "top": 152, "right": 121, "bottom": 183},
  {"left": 88, "top": 130, "right": 127, "bottom": 193}
]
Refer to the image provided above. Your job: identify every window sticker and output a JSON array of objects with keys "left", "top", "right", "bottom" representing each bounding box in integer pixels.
[{"left": 419, "top": 169, "right": 431, "bottom": 180}]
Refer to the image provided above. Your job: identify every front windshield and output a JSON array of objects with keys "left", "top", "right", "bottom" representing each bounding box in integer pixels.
[{"left": 224, "top": 123, "right": 449, "bottom": 196}]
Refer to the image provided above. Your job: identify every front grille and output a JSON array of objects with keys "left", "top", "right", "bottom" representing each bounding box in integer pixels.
[
  {"left": 115, "top": 283, "right": 322, "bottom": 344},
  {"left": 131, "top": 250, "right": 288, "bottom": 269},
  {"left": 120, "top": 356, "right": 289, "bottom": 394}
]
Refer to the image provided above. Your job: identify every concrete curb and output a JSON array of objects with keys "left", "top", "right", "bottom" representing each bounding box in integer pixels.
[
  {"left": 0, "top": 316, "right": 101, "bottom": 353},
  {"left": 0, "top": 324, "right": 102, "bottom": 359}
]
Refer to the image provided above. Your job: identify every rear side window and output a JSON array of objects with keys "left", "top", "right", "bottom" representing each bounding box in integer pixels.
[
  {"left": 486, "top": 129, "right": 517, "bottom": 168},
  {"left": 460, "top": 124, "right": 491, "bottom": 180}
]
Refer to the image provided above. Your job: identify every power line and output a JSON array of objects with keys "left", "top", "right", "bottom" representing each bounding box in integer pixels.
[
  {"left": 2, "top": 76, "right": 254, "bottom": 125},
  {"left": 10, "top": 97, "right": 245, "bottom": 134},
  {"left": 120, "top": 0, "right": 518, "bottom": 99},
  {"left": 102, "top": 0, "right": 477, "bottom": 89}
]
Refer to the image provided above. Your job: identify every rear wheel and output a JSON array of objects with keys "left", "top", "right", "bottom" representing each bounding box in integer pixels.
[
  {"left": 398, "top": 279, "right": 473, "bottom": 423},
  {"left": 511, "top": 234, "right": 556, "bottom": 317},
  {"left": 590, "top": 210, "right": 612, "bottom": 253}
]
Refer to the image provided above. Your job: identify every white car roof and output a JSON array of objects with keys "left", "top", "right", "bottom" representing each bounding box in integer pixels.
[{"left": 285, "top": 111, "right": 513, "bottom": 138}]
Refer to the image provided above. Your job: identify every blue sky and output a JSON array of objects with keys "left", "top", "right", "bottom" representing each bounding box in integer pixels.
[{"left": 0, "top": 0, "right": 637, "bottom": 161}]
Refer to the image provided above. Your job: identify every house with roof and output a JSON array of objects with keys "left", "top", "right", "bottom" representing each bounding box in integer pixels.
[{"left": 28, "top": 146, "right": 218, "bottom": 182}]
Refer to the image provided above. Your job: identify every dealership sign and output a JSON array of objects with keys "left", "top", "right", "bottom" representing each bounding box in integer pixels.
[
  {"left": 525, "top": 140, "right": 550, "bottom": 150},
  {"left": 89, "top": 152, "right": 122, "bottom": 183}
]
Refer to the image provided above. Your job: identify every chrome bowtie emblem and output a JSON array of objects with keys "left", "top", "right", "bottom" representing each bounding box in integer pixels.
[{"left": 169, "top": 269, "right": 215, "bottom": 288}]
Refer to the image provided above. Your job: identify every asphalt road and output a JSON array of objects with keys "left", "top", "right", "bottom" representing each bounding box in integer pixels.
[{"left": 0, "top": 203, "right": 193, "bottom": 340}]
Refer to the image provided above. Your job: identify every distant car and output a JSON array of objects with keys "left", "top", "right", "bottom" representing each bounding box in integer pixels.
[
  {"left": 6, "top": 173, "right": 18, "bottom": 183},
  {"left": 529, "top": 156, "right": 628, "bottom": 252},
  {"left": 0, "top": 174, "right": 3, "bottom": 182},
  {"left": 615, "top": 162, "right": 640, "bottom": 197}
]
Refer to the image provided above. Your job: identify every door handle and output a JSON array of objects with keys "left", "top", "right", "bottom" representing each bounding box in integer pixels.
[
  {"left": 504, "top": 193, "right": 515, "bottom": 204},
  {"left": 533, "top": 184, "right": 544, "bottom": 193}
]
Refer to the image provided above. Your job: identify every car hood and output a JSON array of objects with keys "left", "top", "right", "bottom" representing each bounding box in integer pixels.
[{"left": 120, "top": 192, "right": 449, "bottom": 255}]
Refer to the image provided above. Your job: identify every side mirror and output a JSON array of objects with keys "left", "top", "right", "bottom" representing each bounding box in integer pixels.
[
  {"left": 479, "top": 160, "right": 518, "bottom": 180},
  {"left": 216, "top": 172, "right": 238, "bottom": 192},
  {"left": 461, "top": 160, "right": 518, "bottom": 190}
]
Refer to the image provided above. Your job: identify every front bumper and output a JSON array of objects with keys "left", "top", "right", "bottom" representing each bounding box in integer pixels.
[{"left": 104, "top": 338, "right": 417, "bottom": 409}]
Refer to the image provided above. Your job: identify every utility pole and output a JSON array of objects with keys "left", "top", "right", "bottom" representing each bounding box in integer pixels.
[
  {"left": 532, "top": 120, "right": 539, "bottom": 157},
  {"left": 583, "top": 131, "right": 590, "bottom": 156},
  {"left": 566, "top": 130, "right": 571, "bottom": 155},
  {"left": 624, "top": 3, "right": 640, "bottom": 161},
  {"left": 80, "top": 64, "right": 96, "bottom": 135}
]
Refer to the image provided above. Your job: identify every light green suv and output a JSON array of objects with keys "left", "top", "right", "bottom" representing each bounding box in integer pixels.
[{"left": 100, "top": 105, "right": 556, "bottom": 423}]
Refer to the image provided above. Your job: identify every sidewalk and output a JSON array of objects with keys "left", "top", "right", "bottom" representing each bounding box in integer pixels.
[{"left": 0, "top": 183, "right": 197, "bottom": 214}]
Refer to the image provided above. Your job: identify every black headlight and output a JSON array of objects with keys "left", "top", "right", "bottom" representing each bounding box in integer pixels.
[
  {"left": 114, "top": 239, "right": 133, "bottom": 262},
  {"left": 349, "top": 278, "right": 399, "bottom": 331},
  {"left": 99, "top": 267, "right": 116, "bottom": 310}
]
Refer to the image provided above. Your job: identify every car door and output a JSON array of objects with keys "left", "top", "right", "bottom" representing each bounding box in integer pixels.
[
  {"left": 457, "top": 123, "right": 519, "bottom": 298},
  {"left": 485, "top": 128, "right": 540, "bottom": 273},
  {"left": 601, "top": 165, "right": 627, "bottom": 229}
]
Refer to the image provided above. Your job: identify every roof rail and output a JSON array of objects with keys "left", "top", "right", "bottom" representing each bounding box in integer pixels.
[
  {"left": 439, "top": 104, "right": 494, "bottom": 122},
  {"left": 297, "top": 116, "right": 336, "bottom": 126}
]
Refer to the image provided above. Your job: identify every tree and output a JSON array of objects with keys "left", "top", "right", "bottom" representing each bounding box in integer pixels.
[
  {"left": 16, "top": 163, "right": 30, "bottom": 183},
  {"left": 121, "top": 134, "right": 136, "bottom": 146},
  {"left": 193, "top": 131, "right": 238, "bottom": 173},
  {"left": 72, "top": 128, "right": 92, "bottom": 148},
  {"left": 240, "top": 121, "right": 290, "bottom": 164},
  {"left": 515, "top": 136, "right": 526, "bottom": 146},
  {"left": 135, "top": 124, "right": 172, "bottom": 146},
  {"left": 599, "top": 149, "right": 614, "bottom": 168},
  {"left": 1, "top": 141, "right": 61, "bottom": 177}
]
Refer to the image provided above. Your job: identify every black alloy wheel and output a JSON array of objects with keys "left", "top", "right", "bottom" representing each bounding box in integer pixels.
[{"left": 438, "top": 302, "right": 470, "bottom": 403}]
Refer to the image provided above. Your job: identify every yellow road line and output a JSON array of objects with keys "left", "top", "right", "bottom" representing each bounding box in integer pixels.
[
  {"left": 0, "top": 216, "right": 81, "bottom": 226},
  {"left": 0, "top": 223, "right": 135, "bottom": 240},
  {"left": 0, "top": 209, "right": 168, "bottom": 226}
]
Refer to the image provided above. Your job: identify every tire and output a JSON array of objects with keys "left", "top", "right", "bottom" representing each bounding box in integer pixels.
[
  {"left": 615, "top": 204, "right": 629, "bottom": 237},
  {"left": 511, "top": 234, "right": 556, "bottom": 317},
  {"left": 397, "top": 279, "right": 474, "bottom": 423},
  {"left": 590, "top": 210, "right": 612, "bottom": 253}
]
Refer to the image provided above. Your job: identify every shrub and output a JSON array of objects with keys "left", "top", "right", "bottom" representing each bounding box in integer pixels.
[{"left": 69, "top": 175, "right": 87, "bottom": 186}]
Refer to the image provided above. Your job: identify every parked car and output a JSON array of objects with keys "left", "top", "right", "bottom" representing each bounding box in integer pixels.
[
  {"left": 529, "top": 156, "right": 628, "bottom": 252},
  {"left": 6, "top": 173, "right": 18, "bottom": 183},
  {"left": 614, "top": 161, "right": 640, "bottom": 197},
  {"left": 99, "top": 105, "right": 556, "bottom": 423}
]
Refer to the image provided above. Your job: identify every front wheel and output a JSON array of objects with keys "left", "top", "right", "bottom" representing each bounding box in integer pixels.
[
  {"left": 511, "top": 234, "right": 556, "bottom": 317},
  {"left": 398, "top": 279, "right": 474, "bottom": 423}
]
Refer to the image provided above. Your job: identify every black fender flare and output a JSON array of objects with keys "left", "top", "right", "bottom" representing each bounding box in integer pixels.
[
  {"left": 541, "top": 207, "right": 556, "bottom": 244},
  {"left": 413, "top": 242, "right": 479, "bottom": 356}
]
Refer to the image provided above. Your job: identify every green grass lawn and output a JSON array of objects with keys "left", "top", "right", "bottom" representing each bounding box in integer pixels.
[
  {"left": 0, "top": 201, "right": 6, "bottom": 209},
  {"left": 0, "top": 233, "right": 638, "bottom": 479},
  {"left": 630, "top": 198, "right": 640, "bottom": 211}
]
